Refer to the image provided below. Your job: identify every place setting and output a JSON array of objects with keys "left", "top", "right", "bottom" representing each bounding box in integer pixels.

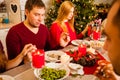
[
  {"left": 30, "top": 44, "right": 105, "bottom": 80},
  {"left": 31, "top": 49, "right": 71, "bottom": 80}
]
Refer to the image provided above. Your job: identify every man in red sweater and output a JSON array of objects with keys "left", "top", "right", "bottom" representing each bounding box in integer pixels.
[{"left": 6, "top": 0, "right": 51, "bottom": 62}]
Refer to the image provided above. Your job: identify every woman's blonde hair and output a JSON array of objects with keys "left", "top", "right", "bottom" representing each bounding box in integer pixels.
[{"left": 55, "top": 1, "right": 75, "bottom": 32}]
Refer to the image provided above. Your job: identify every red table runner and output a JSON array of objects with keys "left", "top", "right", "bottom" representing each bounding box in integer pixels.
[{"left": 83, "top": 53, "right": 105, "bottom": 74}]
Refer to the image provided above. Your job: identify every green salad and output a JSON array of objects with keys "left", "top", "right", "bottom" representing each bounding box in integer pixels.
[{"left": 39, "top": 67, "right": 66, "bottom": 80}]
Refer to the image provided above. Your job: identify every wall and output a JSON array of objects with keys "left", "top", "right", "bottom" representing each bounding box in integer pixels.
[
  {"left": 4, "top": 0, "right": 113, "bottom": 23},
  {"left": 43, "top": 0, "right": 52, "bottom": 11},
  {"left": 4, "top": 0, "right": 52, "bottom": 23},
  {"left": 5, "top": 0, "right": 21, "bottom": 23}
]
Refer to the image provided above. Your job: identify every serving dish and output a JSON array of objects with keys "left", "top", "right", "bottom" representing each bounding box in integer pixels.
[
  {"left": 71, "top": 39, "right": 83, "bottom": 46},
  {"left": 45, "top": 50, "right": 66, "bottom": 62},
  {"left": 34, "top": 62, "right": 70, "bottom": 80},
  {"left": 71, "top": 39, "right": 90, "bottom": 47}
]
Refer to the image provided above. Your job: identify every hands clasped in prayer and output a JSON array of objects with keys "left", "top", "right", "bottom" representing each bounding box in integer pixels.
[{"left": 60, "top": 32, "right": 70, "bottom": 47}]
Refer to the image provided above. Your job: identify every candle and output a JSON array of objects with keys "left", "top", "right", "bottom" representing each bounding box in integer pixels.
[
  {"left": 78, "top": 44, "right": 87, "bottom": 57},
  {"left": 93, "top": 31, "right": 101, "bottom": 40},
  {"left": 32, "top": 49, "right": 45, "bottom": 68}
]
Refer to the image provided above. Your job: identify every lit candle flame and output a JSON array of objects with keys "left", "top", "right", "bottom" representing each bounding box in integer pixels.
[{"left": 37, "top": 51, "right": 40, "bottom": 55}]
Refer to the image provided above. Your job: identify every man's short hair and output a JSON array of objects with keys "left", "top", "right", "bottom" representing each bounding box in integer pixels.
[{"left": 25, "top": 0, "right": 45, "bottom": 12}]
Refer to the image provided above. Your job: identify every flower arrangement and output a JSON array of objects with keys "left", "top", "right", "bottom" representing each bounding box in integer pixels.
[{"left": 66, "top": 50, "right": 99, "bottom": 66}]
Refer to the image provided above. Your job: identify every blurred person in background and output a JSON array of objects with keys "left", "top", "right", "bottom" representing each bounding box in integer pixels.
[{"left": 94, "top": 0, "right": 120, "bottom": 80}]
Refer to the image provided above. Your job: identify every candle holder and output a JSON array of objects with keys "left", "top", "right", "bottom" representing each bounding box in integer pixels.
[{"left": 32, "top": 49, "right": 45, "bottom": 69}]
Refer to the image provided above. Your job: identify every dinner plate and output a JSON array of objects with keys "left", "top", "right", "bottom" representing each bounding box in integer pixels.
[
  {"left": 71, "top": 39, "right": 83, "bottom": 46},
  {"left": 71, "top": 39, "right": 90, "bottom": 46},
  {"left": 0, "top": 75, "right": 15, "bottom": 80},
  {"left": 34, "top": 63, "right": 70, "bottom": 80},
  {"left": 45, "top": 50, "right": 66, "bottom": 62},
  {"left": 45, "top": 62, "right": 62, "bottom": 68}
]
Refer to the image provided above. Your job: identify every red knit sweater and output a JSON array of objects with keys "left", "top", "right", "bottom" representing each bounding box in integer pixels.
[
  {"left": 50, "top": 22, "right": 83, "bottom": 49},
  {"left": 6, "top": 22, "right": 51, "bottom": 60}
]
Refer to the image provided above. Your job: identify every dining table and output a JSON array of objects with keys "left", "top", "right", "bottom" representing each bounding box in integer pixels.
[{"left": 0, "top": 39, "right": 109, "bottom": 80}]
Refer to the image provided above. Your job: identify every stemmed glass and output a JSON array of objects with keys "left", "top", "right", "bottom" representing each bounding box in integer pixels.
[{"left": 90, "top": 24, "right": 101, "bottom": 41}]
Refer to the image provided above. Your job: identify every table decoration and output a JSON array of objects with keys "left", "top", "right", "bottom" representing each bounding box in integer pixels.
[
  {"left": 66, "top": 44, "right": 87, "bottom": 62},
  {"left": 78, "top": 44, "right": 87, "bottom": 57},
  {"left": 32, "top": 49, "right": 45, "bottom": 68},
  {"left": 66, "top": 49, "right": 106, "bottom": 75},
  {"left": 70, "top": 51, "right": 99, "bottom": 67},
  {"left": 83, "top": 53, "right": 106, "bottom": 74}
]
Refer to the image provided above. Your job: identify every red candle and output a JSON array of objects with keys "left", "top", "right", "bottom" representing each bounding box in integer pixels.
[
  {"left": 78, "top": 44, "right": 87, "bottom": 56},
  {"left": 93, "top": 31, "right": 101, "bottom": 40},
  {"left": 32, "top": 49, "right": 45, "bottom": 68}
]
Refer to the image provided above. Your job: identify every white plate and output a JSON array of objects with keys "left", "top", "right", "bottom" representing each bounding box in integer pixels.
[
  {"left": 87, "top": 47, "right": 97, "bottom": 55},
  {"left": 45, "top": 62, "right": 62, "bottom": 68},
  {"left": 45, "top": 50, "right": 66, "bottom": 62},
  {"left": 0, "top": 75, "right": 15, "bottom": 80},
  {"left": 68, "top": 63, "right": 83, "bottom": 70},
  {"left": 71, "top": 39, "right": 83, "bottom": 46},
  {"left": 71, "top": 40, "right": 90, "bottom": 46},
  {"left": 34, "top": 63, "right": 70, "bottom": 80},
  {"left": 68, "top": 63, "right": 84, "bottom": 75}
]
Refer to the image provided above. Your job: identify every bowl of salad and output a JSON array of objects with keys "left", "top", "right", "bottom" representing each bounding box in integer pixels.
[{"left": 34, "top": 63, "right": 70, "bottom": 80}]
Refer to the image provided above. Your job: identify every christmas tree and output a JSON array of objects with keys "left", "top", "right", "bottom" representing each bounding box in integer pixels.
[{"left": 45, "top": 0, "right": 98, "bottom": 34}]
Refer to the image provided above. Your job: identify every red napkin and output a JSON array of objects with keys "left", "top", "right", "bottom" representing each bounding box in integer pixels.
[{"left": 83, "top": 53, "right": 105, "bottom": 74}]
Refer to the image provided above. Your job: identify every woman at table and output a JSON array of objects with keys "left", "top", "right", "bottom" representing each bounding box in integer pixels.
[
  {"left": 0, "top": 40, "right": 36, "bottom": 73},
  {"left": 50, "top": 1, "right": 88, "bottom": 49}
]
